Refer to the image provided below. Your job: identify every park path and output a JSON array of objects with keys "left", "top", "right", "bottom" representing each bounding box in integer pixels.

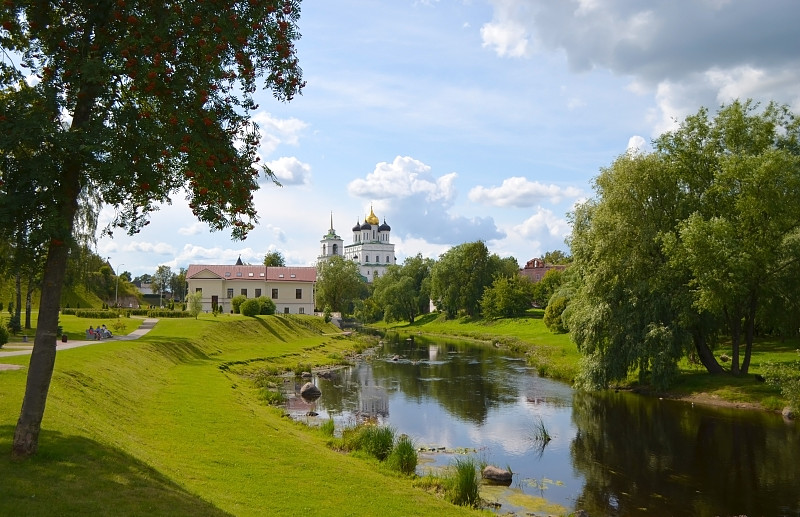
[{"left": 0, "top": 318, "right": 159, "bottom": 366}]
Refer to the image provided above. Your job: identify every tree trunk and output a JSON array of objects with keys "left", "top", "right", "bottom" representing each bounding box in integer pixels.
[
  {"left": 15, "top": 271, "right": 22, "bottom": 323},
  {"left": 25, "top": 276, "right": 34, "bottom": 329},
  {"left": 693, "top": 329, "right": 724, "bottom": 374},
  {"left": 740, "top": 295, "right": 758, "bottom": 374}
]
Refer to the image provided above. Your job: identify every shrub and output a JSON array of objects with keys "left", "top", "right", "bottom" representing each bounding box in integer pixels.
[
  {"left": 147, "top": 310, "right": 192, "bottom": 318},
  {"left": 240, "top": 299, "right": 262, "bottom": 317},
  {"left": 6, "top": 315, "right": 21, "bottom": 335},
  {"left": 0, "top": 324, "right": 8, "bottom": 348},
  {"left": 387, "top": 434, "right": 417, "bottom": 475},
  {"left": 764, "top": 358, "right": 800, "bottom": 412},
  {"left": 256, "top": 296, "right": 276, "bottom": 315},
  {"left": 231, "top": 295, "right": 247, "bottom": 314}
]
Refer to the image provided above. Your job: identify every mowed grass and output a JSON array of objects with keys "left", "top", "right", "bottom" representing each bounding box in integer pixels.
[
  {"left": 382, "top": 310, "right": 580, "bottom": 383},
  {"left": 0, "top": 314, "right": 472, "bottom": 517}
]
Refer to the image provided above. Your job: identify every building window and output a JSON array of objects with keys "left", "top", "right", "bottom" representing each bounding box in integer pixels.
[
  {"left": 255, "top": 288, "right": 262, "bottom": 297},
  {"left": 284, "top": 307, "right": 289, "bottom": 314},
  {"left": 333, "top": 243, "right": 338, "bottom": 255},
  {"left": 271, "top": 288, "right": 278, "bottom": 299},
  {"left": 386, "top": 255, "right": 390, "bottom": 263},
  {"left": 195, "top": 288, "right": 202, "bottom": 294},
  {"left": 299, "top": 307, "right": 305, "bottom": 314},
  {"left": 241, "top": 288, "right": 247, "bottom": 297},
  {"left": 226, "top": 288, "right": 234, "bottom": 299},
  {"left": 296, "top": 288, "right": 302, "bottom": 299},
  {"left": 236, "top": 272, "right": 242, "bottom": 277},
  {"left": 365, "top": 255, "right": 370, "bottom": 262},
  {"left": 322, "top": 244, "right": 326, "bottom": 255}
]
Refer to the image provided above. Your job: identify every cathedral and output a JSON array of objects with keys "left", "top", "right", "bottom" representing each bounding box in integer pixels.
[{"left": 318, "top": 207, "right": 396, "bottom": 282}]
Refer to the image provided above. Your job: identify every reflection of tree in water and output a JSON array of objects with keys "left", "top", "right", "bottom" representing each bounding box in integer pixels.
[
  {"left": 313, "top": 333, "right": 522, "bottom": 424},
  {"left": 375, "top": 333, "right": 520, "bottom": 424},
  {"left": 570, "top": 390, "right": 800, "bottom": 517}
]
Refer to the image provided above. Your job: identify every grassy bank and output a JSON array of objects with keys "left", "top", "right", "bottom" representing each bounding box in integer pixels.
[
  {"left": 381, "top": 310, "right": 580, "bottom": 383},
  {"left": 0, "top": 314, "right": 473, "bottom": 517},
  {"left": 380, "top": 310, "right": 797, "bottom": 411}
]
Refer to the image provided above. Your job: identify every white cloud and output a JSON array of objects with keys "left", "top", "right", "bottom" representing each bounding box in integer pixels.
[
  {"left": 480, "top": 20, "right": 531, "bottom": 58},
  {"left": 468, "top": 177, "right": 583, "bottom": 207},
  {"left": 347, "top": 156, "right": 456, "bottom": 203},
  {"left": 252, "top": 111, "right": 308, "bottom": 156},
  {"left": 265, "top": 156, "right": 312, "bottom": 186},
  {"left": 512, "top": 207, "right": 571, "bottom": 239},
  {"left": 626, "top": 135, "right": 648, "bottom": 153},
  {"left": 178, "top": 222, "right": 207, "bottom": 236},
  {"left": 123, "top": 241, "right": 176, "bottom": 255}
]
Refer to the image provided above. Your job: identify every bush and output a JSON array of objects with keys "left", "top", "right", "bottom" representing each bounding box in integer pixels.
[
  {"left": 764, "top": 358, "right": 800, "bottom": 412},
  {"left": 387, "top": 434, "right": 417, "bottom": 475},
  {"left": 256, "top": 296, "right": 276, "bottom": 315},
  {"left": 6, "top": 315, "right": 21, "bottom": 335},
  {"left": 0, "top": 324, "right": 9, "bottom": 348},
  {"left": 147, "top": 310, "right": 192, "bottom": 318},
  {"left": 240, "top": 298, "right": 262, "bottom": 317},
  {"left": 231, "top": 295, "right": 247, "bottom": 314},
  {"left": 73, "top": 310, "right": 120, "bottom": 319}
]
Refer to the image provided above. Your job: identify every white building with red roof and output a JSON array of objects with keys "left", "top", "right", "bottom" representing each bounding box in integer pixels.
[{"left": 186, "top": 260, "right": 316, "bottom": 314}]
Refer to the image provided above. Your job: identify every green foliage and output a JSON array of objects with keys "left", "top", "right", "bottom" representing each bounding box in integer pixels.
[
  {"left": 480, "top": 274, "right": 533, "bottom": 320},
  {"left": 567, "top": 100, "right": 800, "bottom": 389},
  {"left": 430, "top": 241, "right": 511, "bottom": 318},
  {"left": 255, "top": 296, "right": 276, "bottom": 315},
  {"left": 6, "top": 314, "right": 21, "bottom": 335},
  {"left": 0, "top": 323, "right": 8, "bottom": 347},
  {"left": 187, "top": 291, "right": 203, "bottom": 319},
  {"left": 372, "top": 254, "right": 434, "bottom": 324},
  {"left": 543, "top": 295, "right": 569, "bottom": 333},
  {"left": 764, "top": 358, "right": 800, "bottom": 412},
  {"left": 239, "top": 299, "right": 261, "bottom": 317},
  {"left": 147, "top": 310, "right": 192, "bottom": 318},
  {"left": 530, "top": 268, "right": 564, "bottom": 308},
  {"left": 387, "top": 434, "right": 417, "bottom": 475},
  {"left": 263, "top": 251, "right": 286, "bottom": 267},
  {"left": 316, "top": 255, "right": 366, "bottom": 315},
  {"left": 230, "top": 295, "right": 247, "bottom": 314},
  {"left": 66, "top": 309, "right": 121, "bottom": 319}
]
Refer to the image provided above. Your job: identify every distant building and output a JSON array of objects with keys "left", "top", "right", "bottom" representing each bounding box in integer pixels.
[
  {"left": 519, "top": 258, "right": 567, "bottom": 283},
  {"left": 320, "top": 207, "right": 396, "bottom": 283},
  {"left": 186, "top": 263, "right": 316, "bottom": 314}
]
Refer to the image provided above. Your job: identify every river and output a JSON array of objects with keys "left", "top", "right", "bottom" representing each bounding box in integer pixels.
[{"left": 285, "top": 333, "right": 800, "bottom": 516}]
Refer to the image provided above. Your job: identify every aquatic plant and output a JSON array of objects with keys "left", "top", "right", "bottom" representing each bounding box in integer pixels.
[
  {"left": 445, "top": 456, "right": 480, "bottom": 507},
  {"left": 387, "top": 434, "right": 417, "bottom": 475},
  {"left": 319, "top": 418, "right": 335, "bottom": 437}
]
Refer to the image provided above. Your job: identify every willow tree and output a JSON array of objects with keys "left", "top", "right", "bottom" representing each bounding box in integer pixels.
[
  {"left": 568, "top": 100, "right": 800, "bottom": 390},
  {"left": 0, "top": 0, "right": 304, "bottom": 458}
]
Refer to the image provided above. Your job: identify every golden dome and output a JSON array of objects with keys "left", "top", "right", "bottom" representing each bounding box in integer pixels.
[{"left": 366, "top": 206, "right": 379, "bottom": 225}]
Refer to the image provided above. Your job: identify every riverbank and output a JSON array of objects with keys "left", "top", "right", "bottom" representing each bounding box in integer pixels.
[
  {"left": 379, "top": 310, "right": 796, "bottom": 414},
  {"left": 0, "top": 315, "right": 473, "bottom": 517}
]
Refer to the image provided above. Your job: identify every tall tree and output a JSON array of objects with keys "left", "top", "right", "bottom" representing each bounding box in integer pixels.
[
  {"left": 372, "top": 253, "right": 433, "bottom": 324},
  {"left": 263, "top": 250, "right": 286, "bottom": 267},
  {"left": 1, "top": 0, "right": 304, "bottom": 457},
  {"left": 430, "top": 241, "right": 502, "bottom": 318},
  {"left": 315, "top": 255, "right": 365, "bottom": 315},
  {"left": 567, "top": 100, "right": 800, "bottom": 390}
]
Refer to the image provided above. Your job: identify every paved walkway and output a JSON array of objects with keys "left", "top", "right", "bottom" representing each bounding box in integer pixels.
[{"left": 0, "top": 318, "right": 159, "bottom": 363}]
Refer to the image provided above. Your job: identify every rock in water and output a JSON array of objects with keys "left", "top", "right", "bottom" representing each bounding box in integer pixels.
[
  {"left": 300, "top": 382, "right": 321, "bottom": 401},
  {"left": 482, "top": 465, "right": 512, "bottom": 485}
]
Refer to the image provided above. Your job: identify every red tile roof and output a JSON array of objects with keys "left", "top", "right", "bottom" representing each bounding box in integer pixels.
[{"left": 187, "top": 264, "right": 316, "bottom": 282}]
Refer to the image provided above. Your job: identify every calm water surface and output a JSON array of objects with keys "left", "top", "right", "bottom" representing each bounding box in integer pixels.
[{"left": 285, "top": 333, "right": 800, "bottom": 516}]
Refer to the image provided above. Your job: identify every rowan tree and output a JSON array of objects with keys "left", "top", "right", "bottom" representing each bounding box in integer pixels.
[{"left": 0, "top": 0, "right": 305, "bottom": 457}]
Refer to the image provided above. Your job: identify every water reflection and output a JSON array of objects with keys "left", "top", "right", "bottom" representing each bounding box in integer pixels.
[
  {"left": 571, "top": 390, "right": 800, "bottom": 516},
  {"left": 284, "top": 333, "right": 800, "bottom": 516}
]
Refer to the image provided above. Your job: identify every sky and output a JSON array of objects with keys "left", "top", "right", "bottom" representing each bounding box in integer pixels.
[{"left": 96, "top": 0, "right": 800, "bottom": 278}]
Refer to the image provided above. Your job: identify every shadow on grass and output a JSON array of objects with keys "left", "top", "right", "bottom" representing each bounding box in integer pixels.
[
  {"left": 252, "top": 316, "right": 289, "bottom": 342},
  {"left": 0, "top": 426, "right": 231, "bottom": 517}
]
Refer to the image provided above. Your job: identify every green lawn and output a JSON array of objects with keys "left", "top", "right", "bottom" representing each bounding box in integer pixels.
[{"left": 0, "top": 314, "right": 474, "bottom": 517}]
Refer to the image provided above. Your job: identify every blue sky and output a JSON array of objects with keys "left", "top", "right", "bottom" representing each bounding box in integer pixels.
[{"left": 97, "top": 0, "right": 800, "bottom": 277}]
